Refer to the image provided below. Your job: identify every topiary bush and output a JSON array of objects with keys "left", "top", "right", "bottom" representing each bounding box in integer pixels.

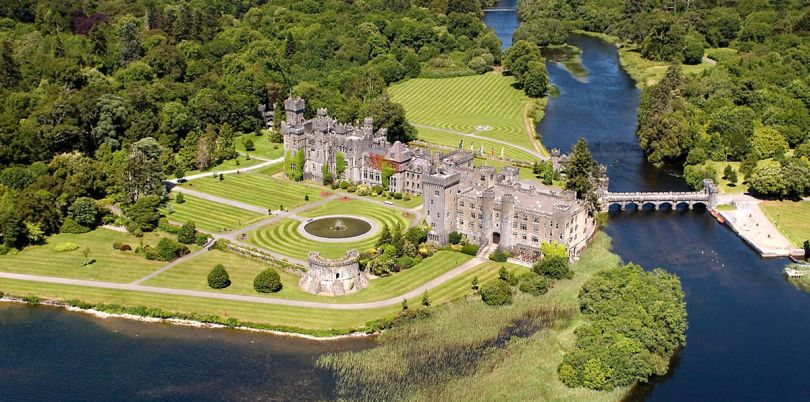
[
  {"left": 54, "top": 242, "right": 79, "bottom": 252},
  {"left": 518, "top": 272, "right": 550, "bottom": 296},
  {"left": 480, "top": 280, "right": 513, "bottom": 306},
  {"left": 145, "top": 238, "right": 190, "bottom": 261},
  {"left": 254, "top": 268, "right": 282, "bottom": 293},
  {"left": 207, "top": 264, "right": 231, "bottom": 289},
  {"left": 461, "top": 244, "right": 480, "bottom": 256}
]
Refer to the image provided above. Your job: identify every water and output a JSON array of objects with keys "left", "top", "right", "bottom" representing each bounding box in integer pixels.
[
  {"left": 0, "top": 303, "right": 374, "bottom": 401},
  {"left": 483, "top": 0, "right": 519, "bottom": 49},
  {"left": 3, "top": 7, "right": 809, "bottom": 401},
  {"left": 484, "top": 5, "right": 810, "bottom": 400}
]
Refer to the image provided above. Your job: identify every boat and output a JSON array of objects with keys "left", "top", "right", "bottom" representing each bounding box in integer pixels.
[{"left": 709, "top": 208, "right": 725, "bottom": 224}]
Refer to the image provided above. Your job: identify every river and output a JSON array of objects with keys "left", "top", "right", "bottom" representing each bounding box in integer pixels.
[
  {"left": 1, "top": 5, "right": 808, "bottom": 401},
  {"left": 486, "top": 2, "right": 810, "bottom": 400}
]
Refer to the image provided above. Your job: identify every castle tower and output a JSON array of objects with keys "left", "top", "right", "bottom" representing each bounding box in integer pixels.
[
  {"left": 363, "top": 117, "right": 374, "bottom": 137},
  {"left": 480, "top": 188, "right": 495, "bottom": 246},
  {"left": 282, "top": 97, "right": 307, "bottom": 156},
  {"left": 498, "top": 193, "right": 515, "bottom": 250},
  {"left": 284, "top": 97, "right": 305, "bottom": 126},
  {"left": 422, "top": 172, "right": 460, "bottom": 244}
]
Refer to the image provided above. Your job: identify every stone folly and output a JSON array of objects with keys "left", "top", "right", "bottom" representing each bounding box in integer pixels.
[{"left": 299, "top": 250, "right": 368, "bottom": 296}]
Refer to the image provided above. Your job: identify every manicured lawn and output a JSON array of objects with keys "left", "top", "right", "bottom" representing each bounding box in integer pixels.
[
  {"left": 182, "top": 154, "right": 262, "bottom": 177},
  {"left": 430, "top": 260, "right": 529, "bottom": 304},
  {"left": 144, "top": 249, "right": 472, "bottom": 304},
  {"left": 0, "top": 229, "right": 167, "bottom": 283},
  {"left": 163, "top": 193, "right": 263, "bottom": 232},
  {"left": 416, "top": 126, "right": 540, "bottom": 162},
  {"left": 0, "top": 278, "right": 396, "bottom": 331},
  {"left": 251, "top": 199, "right": 412, "bottom": 260},
  {"left": 238, "top": 131, "right": 284, "bottom": 160},
  {"left": 390, "top": 73, "right": 545, "bottom": 162},
  {"left": 761, "top": 201, "right": 810, "bottom": 247},
  {"left": 180, "top": 173, "right": 323, "bottom": 211}
]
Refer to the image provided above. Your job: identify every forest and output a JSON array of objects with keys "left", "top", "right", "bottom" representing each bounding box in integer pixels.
[
  {"left": 517, "top": 0, "right": 810, "bottom": 198},
  {"left": 0, "top": 0, "right": 503, "bottom": 252}
]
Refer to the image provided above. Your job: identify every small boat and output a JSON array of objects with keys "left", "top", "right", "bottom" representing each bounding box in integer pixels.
[{"left": 709, "top": 209, "right": 725, "bottom": 224}]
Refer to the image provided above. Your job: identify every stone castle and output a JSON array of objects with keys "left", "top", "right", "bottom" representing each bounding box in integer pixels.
[{"left": 282, "top": 97, "right": 597, "bottom": 261}]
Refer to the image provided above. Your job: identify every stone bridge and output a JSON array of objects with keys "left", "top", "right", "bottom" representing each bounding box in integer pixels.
[{"left": 603, "top": 179, "right": 718, "bottom": 210}]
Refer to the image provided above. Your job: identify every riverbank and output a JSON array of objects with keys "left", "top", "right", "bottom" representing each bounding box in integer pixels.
[{"left": 716, "top": 196, "right": 805, "bottom": 258}]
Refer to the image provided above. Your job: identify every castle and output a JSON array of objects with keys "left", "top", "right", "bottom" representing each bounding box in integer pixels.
[{"left": 282, "top": 97, "right": 597, "bottom": 261}]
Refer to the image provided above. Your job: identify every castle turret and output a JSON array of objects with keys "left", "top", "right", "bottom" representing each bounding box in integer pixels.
[
  {"left": 284, "top": 97, "right": 305, "bottom": 127},
  {"left": 363, "top": 117, "right": 374, "bottom": 137}
]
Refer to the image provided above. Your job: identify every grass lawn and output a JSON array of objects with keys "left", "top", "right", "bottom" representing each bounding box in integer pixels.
[
  {"left": 703, "top": 161, "right": 748, "bottom": 194},
  {"left": 416, "top": 126, "right": 540, "bottom": 162},
  {"left": 0, "top": 278, "right": 395, "bottom": 331},
  {"left": 251, "top": 199, "right": 412, "bottom": 260},
  {"left": 238, "top": 131, "right": 284, "bottom": 160},
  {"left": 390, "top": 73, "right": 546, "bottom": 162},
  {"left": 163, "top": 193, "right": 264, "bottom": 232},
  {"left": 0, "top": 229, "right": 169, "bottom": 283},
  {"left": 618, "top": 45, "right": 715, "bottom": 87},
  {"left": 182, "top": 154, "right": 262, "bottom": 177},
  {"left": 180, "top": 173, "right": 323, "bottom": 211},
  {"left": 430, "top": 260, "right": 529, "bottom": 304},
  {"left": 144, "top": 249, "right": 472, "bottom": 304},
  {"left": 761, "top": 201, "right": 810, "bottom": 247},
  {"left": 305, "top": 181, "right": 423, "bottom": 209}
]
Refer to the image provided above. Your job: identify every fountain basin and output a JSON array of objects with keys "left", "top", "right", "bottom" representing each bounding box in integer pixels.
[{"left": 302, "top": 216, "right": 373, "bottom": 240}]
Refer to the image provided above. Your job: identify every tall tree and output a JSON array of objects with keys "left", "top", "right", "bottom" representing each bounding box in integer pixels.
[
  {"left": 0, "top": 39, "right": 20, "bottom": 89},
  {"left": 565, "top": 138, "right": 600, "bottom": 210},
  {"left": 123, "top": 137, "right": 164, "bottom": 203},
  {"left": 119, "top": 20, "right": 142, "bottom": 65}
]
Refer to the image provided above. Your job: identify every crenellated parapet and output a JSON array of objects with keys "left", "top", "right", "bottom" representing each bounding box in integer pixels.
[{"left": 299, "top": 250, "right": 367, "bottom": 296}]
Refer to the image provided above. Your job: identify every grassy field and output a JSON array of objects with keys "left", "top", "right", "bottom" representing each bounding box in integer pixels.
[
  {"left": 182, "top": 154, "right": 262, "bottom": 177},
  {"left": 321, "top": 233, "right": 629, "bottom": 401},
  {"left": 238, "top": 131, "right": 284, "bottom": 160},
  {"left": 144, "top": 249, "right": 472, "bottom": 303},
  {"left": 251, "top": 199, "right": 412, "bottom": 260},
  {"left": 429, "top": 260, "right": 529, "bottom": 304},
  {"left": 390, "top": 73, "right": 545, "bottom": 162},
  {"left": 0, "top": 229, "right": 168, "bottom": 283},
  {"left": 415, "top": 126, "right": 540, "bottom": 162},
  {"left": 180, "top": 173, "right": 324, "bottom": 211},
  {"left": 163, "top": 193, "right": 264, "bottom": 232},
  {"left": 0, "top": 278, "right": 395, "bottom": 331},
  {"left": 761, "top": 201, "right": 810, "bottom": 247}
]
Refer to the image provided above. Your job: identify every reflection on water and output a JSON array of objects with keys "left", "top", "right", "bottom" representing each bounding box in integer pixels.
[{"left": 0, "top": 303, "right": 374, "bottom": 401}]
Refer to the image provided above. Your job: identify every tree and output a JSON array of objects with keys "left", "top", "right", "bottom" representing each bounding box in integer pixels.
[
  {"left": 480, "top": 280, "right": 513, "bottom": 306},
  {"left": 123, "top": 138, "right": 164, "bottom": 203},
  {"left": 175, "top": 193, "right": 185, "bottom": 204},
  {"left": 149, "top": 237, "right": 189, "bottom": 261},
  {"left": 0, "top": 39, "right": 20, "bottom": 89},
  {"left": 534, "top": 255, "right": 571, "bottom": 279},
  {"left": 177, "top": 222, "right": 197, "bottom": 244},
  {"left": 401, "top": 298, "right": 408, "bottom": 310},
  {"left": 119, "top": 20, "right": 142, "bottom": 65},
  {"left": 285, "top": 32, "right": 296, "bottom": 58},
  {"left": 68, "top": 197, "right": 98, "bottom": 228},
  {"left": 523, "top": 61, "right": 548, "bottom": 97},
  {"left": 518, "top": 273, "right": 550, "bottom": 296},
  {"left": 361, "top": 96, "right": 416, "bottom": 144},
  {"left": 748, "top": 163, "right": 787, "bottom": 198},
  {"left": 727, "top": 168, "right": 738, "bottom": 186},
  {"left": 254, "top": 268, "right": 282, "bottom": 293},
  {"left": 244, "top": 138, "right": 255, "bottom": 151},
  {"left": 471, "top": 276, "right": 479, "bottom": 290},
  {"left": 708, "top": 106, "right": 755, "bottom": 161},
  {"left": 127, "top": 194, "right": 161, "bottom": 232},
  {"left": 377, "top": 224, "right": 392, "bottom": 247},
  {"left": 448, "top": 231, "right": 463, "bottom": 245},
  {"left": 682, "top": 32, "right": 706, "bottom": 65},
  {"left": 421, "top": 291, "right": 431, "bottom": 307},
  {"left": 565, "top": 138, "right": 600, "bottom": 210},
  {"left": 207, "top": 264, "right": 231, "bottom": 289},
  {"left": 335, "top": 152, "right": 346, "bottom": 180}
]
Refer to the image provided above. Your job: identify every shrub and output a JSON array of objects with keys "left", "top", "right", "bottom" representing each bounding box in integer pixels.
[
  {"left": 448, "top": 231, "right": 463, "bottom": 245},
  {"left": 489, "top": 249, "right": 509, "bottom": 262},
  {"left": 331, "top": 183, "right": 340, "bottom": 190},
  {"left": 54, "top": 242, "right": 79, "bottom": 252},
  {"left": 174, "top": 167, "right": 186, "bottom": 179},
  {"left": 254, "top": 268, "right": 282, "bottom": 293},
  {"left": 339, "top": 181, "right": 350, "bottom": 189},
  {"left": 195, "top": 233, "right": 209, "bottom": 246},
  {"left": 207, "top": 264, "right": 231, "bottom": 289},
  {"left": 498, "top": 266, "right": 519, "bottom": 286},
  {"left": 372, "top": 185, "right": 384, "bottom": 195},
  {"left": 356, "top": 184, "right": 371, "bottom": 196},
  {"left": 158, "top": 218, "right": 181, "bottom": 234},
  {"left": 145, "top": 238, "right": 190, "bottom": 261},
  {"left": 461, "top": 244, "right": 480, "bottom": 256},
  {"left": 177, "top": 222, "right": 197, "bottom": 244},
  {"left": 480, "top": 280, "right": 513, "bottom": 306},
  {"left": 60, "top": 217, "right": 91, "bottom": 234},
  {"left": 68, "top": 197, "right": 98, "bottom": 227},
  {"left": 304, "top": 194, "right": 309, "bottom": 201},
  {"left": 347, "top": 185, "right": 357, "bottom": 192},
  {"left": 112, "top": 242, "right": 122, "bottom": 250},
  {"left": 175, "top": 193, "right": 185, "bottom": 204},
  {"left": 128, "top": 195, "right": 161, "bottom": 232},
  {"left": 126, "top": 222, "right": 143, "bottom": 237},
  {"left": 518, "top": 273, "right": 550, "bottom": 296},
  {"left": 403, "top": 194, "right": 411, "bottom": 201},
  {"left": 393, "top": 192, "right": 403, "bottom": 199},
  {"left": 119, "top": 244, "right": 132, "bottom": 251},
  {"left": 396, "top": 255, "right": 415, "bottom": 269},
  {"left": 534, "top": 255, "right": 572, "bottom": 279},
  {"left": 0, "top": 290, "right": 3, "bottom": 298},
  {"left": 244, "top": 138, "right": 255, "bottom": 151}
]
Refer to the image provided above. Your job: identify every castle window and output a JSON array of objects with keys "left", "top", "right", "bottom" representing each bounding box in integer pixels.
[
  {"left": 533, "top": 217, "right": 539, "bottom": 223},
  {"left": 532, "top": 236, "right": 538, "bottom": 243},
  {"left": 460, "top": 202, "right": 464, "bottom": 207},
  {"left": 431, "top": 199, "right": 434, "bottom": 205},
  {"left": 520, "top": 223, "right": 527, "bottom": 231},
  {"left": 522, "top": 234, "right": 527, "bottom": 240},
  {"left": 435, "top": 190, "right": 440, "bottom": 196}
]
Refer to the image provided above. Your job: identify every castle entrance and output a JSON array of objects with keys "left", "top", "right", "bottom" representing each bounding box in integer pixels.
[{"left": 492, "top": 232, "right": 501, "bottom": 244}]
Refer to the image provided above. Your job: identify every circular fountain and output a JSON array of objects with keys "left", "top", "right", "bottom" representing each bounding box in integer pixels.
[{"left": 302, "top": 216, "right": 373, "bottom": 239}]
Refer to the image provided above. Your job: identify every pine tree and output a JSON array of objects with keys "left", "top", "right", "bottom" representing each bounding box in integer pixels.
[
  {"left": 377, "top": 224, "right": 391, "bottom": 247},
  {"left": 421, "top": 291, "right": 431, "bottom": 307},
  {"left": 565, "top": 138, "right": 600, "bottom": 210},
  {"left": 285, "top": 32, "right": 297, "bottom": 58},
  {"left": 0, "top": 40, "right": 20, "bottom": 88}
]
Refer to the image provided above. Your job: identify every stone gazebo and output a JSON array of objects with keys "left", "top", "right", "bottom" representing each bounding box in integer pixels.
[{"left": 299, "top": 250, "right": 368, "bottom": 296}]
